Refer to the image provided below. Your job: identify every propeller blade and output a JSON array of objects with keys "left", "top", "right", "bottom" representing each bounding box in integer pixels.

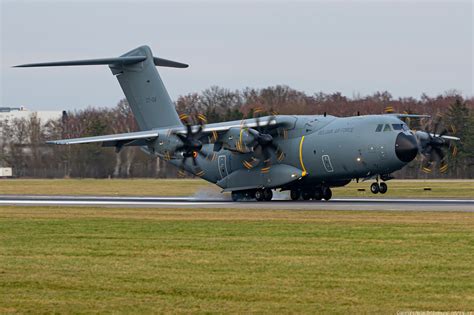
[
  {"left": 432, "top": 115, "right": 442, "bottom": 135},
  {"left": 450, "top": 144, "right": 458, "bottom": 157},
  {"left": 176, "top": 133, "right": 187, "bottom": 143},
  {"left": 195, "top": 124, "right": 203, "bottom": 137},
  {"left": 439, "top": 128, "right": 448, "bottom": 137},
  {"left": 175, "top": 145, "right": 185, "bottom": 152},
  {"left": 255, "top": 115, "right": 261, "bottom": 132},
  {"left": 196, "top": 113, "right": 207, "bottom": 124},
  {"left": 210, "top": 130, "right": 218, "bottom": 143},
  {"left": 186, "top": 123, "right": 192, "bottom": 136},
  {"left": 450, "top": 124, "right": 457, "bottom": 134},
  {"left": 195, "top": 167, "right": 205, "bottom": 177},
  {"left": 274, "top": 145, "right": 285, "bottom": 162},
  {"left": 422, "top": 159, "right": 433, "bottom": 173},
  {"left": 439, "top": 160, "right": 449, "bottom": 173},
  {"left": 268, "top": 142, "right": 278, "bottom": 151},
  {"left": 433, "top": 147, "right": 445, "bottom": 162},
  {"left": 262, "top": 146, "right": 271, "bottom": 162}
]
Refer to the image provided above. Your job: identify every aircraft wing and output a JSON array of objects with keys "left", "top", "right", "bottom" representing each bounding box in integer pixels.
[
  {"left": 199, "top": 117, "right": 278, "bottom": 133},
  {"left": 47, "top": 116, "right": 283, "bottom": 145},
  {"left": 47, "top": 130, "right": 160, "bottom": 146},
  {"left": 391, "top": 114, "right": 431, "bottom": 119}
]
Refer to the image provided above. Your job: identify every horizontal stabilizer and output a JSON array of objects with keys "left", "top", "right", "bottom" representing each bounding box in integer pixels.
[
  {"left": 15, "top": 56, "right": 188, "bottom": 68},
  {"left": 153, "top": 57, "right": 188, "bottom": 68},
  {"left": 14, "top": 56, "right": 146, "bottom": 68}
]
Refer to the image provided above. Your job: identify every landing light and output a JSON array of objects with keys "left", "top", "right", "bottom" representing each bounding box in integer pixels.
[{"left": 356, "top": 157, "right": 362, "bottom": 162}]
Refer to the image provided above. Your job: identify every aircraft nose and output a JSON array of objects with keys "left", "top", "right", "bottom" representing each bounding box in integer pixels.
[{"left": 395, "top": 132, "right": 418, "bottom": 163}]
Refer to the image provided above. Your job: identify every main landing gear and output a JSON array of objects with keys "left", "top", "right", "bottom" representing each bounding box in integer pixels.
[
  {"left": 255, "top": 188, "right": 273, "bottom": 201},
  {"left": 370, "top": 182, "right": 388, "bottom": 194},
  {"left": 231, "top": 188, "right": 273, "bottom": 202},
  {"left": 289, "top": 187, "right": 332, "bottom": 201}
]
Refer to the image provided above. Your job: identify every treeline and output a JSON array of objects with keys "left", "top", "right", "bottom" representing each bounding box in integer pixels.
[{"left": 1, "top": 86, "right": 473, "bottom": 178}]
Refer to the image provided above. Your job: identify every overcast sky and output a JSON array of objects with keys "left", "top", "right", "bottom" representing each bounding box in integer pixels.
[{"left": 1, "top": 0, "right": 472, "bottom": 111}]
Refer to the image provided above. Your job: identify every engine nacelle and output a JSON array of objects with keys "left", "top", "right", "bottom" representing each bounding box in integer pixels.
[{"left": 218, "top": 127, "right": 255, "bottom": 153}]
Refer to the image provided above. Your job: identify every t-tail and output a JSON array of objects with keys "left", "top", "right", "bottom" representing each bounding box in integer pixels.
[{"left": 15, "top": 45, "right": 185, "bottom": 130}]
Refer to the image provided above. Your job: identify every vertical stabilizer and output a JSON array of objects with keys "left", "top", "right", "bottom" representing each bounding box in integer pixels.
[
  {"left": 15, "top": 45, "right": 186, "bottom": 131},
  {"left": 109, "top": 46, "right": 182, "bottom": 130}
]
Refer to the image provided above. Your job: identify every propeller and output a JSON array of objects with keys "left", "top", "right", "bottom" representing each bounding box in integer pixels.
[
  {"left": 417, "top": 115, "right": 459, "bottom": 174},
  {"left": 240, "top": 108, "right": 285, "bottom": 172},
  {"left": 171, "top": 113, "right": 213, "bottom": 176}
]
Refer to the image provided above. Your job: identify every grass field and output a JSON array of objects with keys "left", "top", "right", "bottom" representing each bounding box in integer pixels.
[
  {"left": 1, "top": 206, "right": 473, "bottom": 313},
  {"left": 1, "top": 178, "right": 473, "bottom": 198}
]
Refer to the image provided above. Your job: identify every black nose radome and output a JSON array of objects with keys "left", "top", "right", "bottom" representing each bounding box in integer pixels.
[{"left": 395, "top": 133, "right": 418, "bottom": 163}]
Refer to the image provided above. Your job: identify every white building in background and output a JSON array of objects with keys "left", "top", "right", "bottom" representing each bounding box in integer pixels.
[
  {"left": 0, "top": 107, "right": 64, "bottom": 175},
  {"left": 0, "top": 107, "right": 63, "bottom": 124}
]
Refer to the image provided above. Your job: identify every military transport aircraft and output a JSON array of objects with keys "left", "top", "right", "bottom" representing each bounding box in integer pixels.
[{"left": 15, "top": 45, "right": 460, "bottom": 201}]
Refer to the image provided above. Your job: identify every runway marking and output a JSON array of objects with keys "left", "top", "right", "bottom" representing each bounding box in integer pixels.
[
  {"left": 0, "top": 200, "right": 226, "bottom": 206},
  {"left": 0, "top": 195, "right": 472, "bottom": 211},
  {"left": 332, "top": 198, "right": 474, "bottom": 203}
]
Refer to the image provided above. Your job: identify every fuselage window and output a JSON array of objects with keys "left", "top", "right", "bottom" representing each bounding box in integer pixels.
[
  {"left": 392, "top": 124, "right": 403, "bottom": 130},
  {"left": 375, "top": 124, "right": 383, "bottom": 132},
  {"left": 383, "top": 124, "right": 392, "bottom": 132}
]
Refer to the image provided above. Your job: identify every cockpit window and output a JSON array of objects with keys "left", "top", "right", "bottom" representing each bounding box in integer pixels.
[
  {"left": 383, "top": 124, "right": 391, "bottom": 132},
  {"left": 375, "top": 124, "right": 383, "bottom": 132},
  {"left": 392, "top": 123, "right": 409, "bottom": 131}
]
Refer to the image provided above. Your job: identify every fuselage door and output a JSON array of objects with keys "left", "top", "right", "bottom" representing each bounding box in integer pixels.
[
  {"left": 322, "top": 155, "right": 334, "bottom": 172},
  {"left": 218, "top": 155, "right": 229, "bottom": 179}
]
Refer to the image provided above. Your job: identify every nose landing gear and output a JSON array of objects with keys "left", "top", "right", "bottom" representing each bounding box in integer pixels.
[
  {"left": 370, "top": 182, "right": 388, "bottom": 194},
  {"left": 322, "top": 187, "right": 332, "bottom": 200},
  {"left": 290, "top": 189, "right": 300, "bottom": 201}
]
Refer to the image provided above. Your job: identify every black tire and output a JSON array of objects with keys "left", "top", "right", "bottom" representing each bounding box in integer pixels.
[
  {"left": 302, "top": 190, "right": 312, "bottom": 200},
  {"left": 231, "top": 191, "right": 240, "bottom": 202},
  {"left": 290, "top": 190, "right": 300, "bottom": 201},
  {"left": 370, "top": 182, "right": 380, "bottom": 194},
  {"left": 322, "top": 187, "right": 332, "bottom": 201},
  {"left": 379, "top": 182, "right": 388, "bottom": 194},
  {"left": 263, "top": 189, "right": 273, "bottom": 201},
  {"left": 255, "top": 189, "right": 264, "bottom": 201},
  {"left": 313, "top": 189, "right": 323, "bottom": 201}
]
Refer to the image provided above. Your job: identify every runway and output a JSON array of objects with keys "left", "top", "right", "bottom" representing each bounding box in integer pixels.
[{"left": 0, "top": 195, "right": 473, "bottom": 211}]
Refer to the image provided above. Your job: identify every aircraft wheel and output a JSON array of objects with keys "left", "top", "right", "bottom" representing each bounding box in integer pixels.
[
  {"left": 322, "top": 187, "right": 332, "bottom": 201},
  {"left": 255, "top": 189, "right": 264, "bottom": 201},
  {"left": 379, "top": 182, "right": 388, "bottom": 194},
  {"left": 301, "top": 190, "right": 312, "bottom": 200},
  {"left": 231, "top": 191, "right": 242, "bottom": 202},
  {"left": 263, "top": 189, "right": 273, "bottom": 201},
  {"left": 290, "top": 189, "right": 300, "bottom": 201},
  {"left": 313, "top": 189, "right": 323, "bottom": 201},
  {"left": 370, "top": 182, "right": 380, "bottom": 194}
]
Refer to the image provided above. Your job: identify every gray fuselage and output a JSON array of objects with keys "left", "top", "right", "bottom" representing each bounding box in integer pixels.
[{"left": 164, "top": 114, "right": 414, "bottom": 191}]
